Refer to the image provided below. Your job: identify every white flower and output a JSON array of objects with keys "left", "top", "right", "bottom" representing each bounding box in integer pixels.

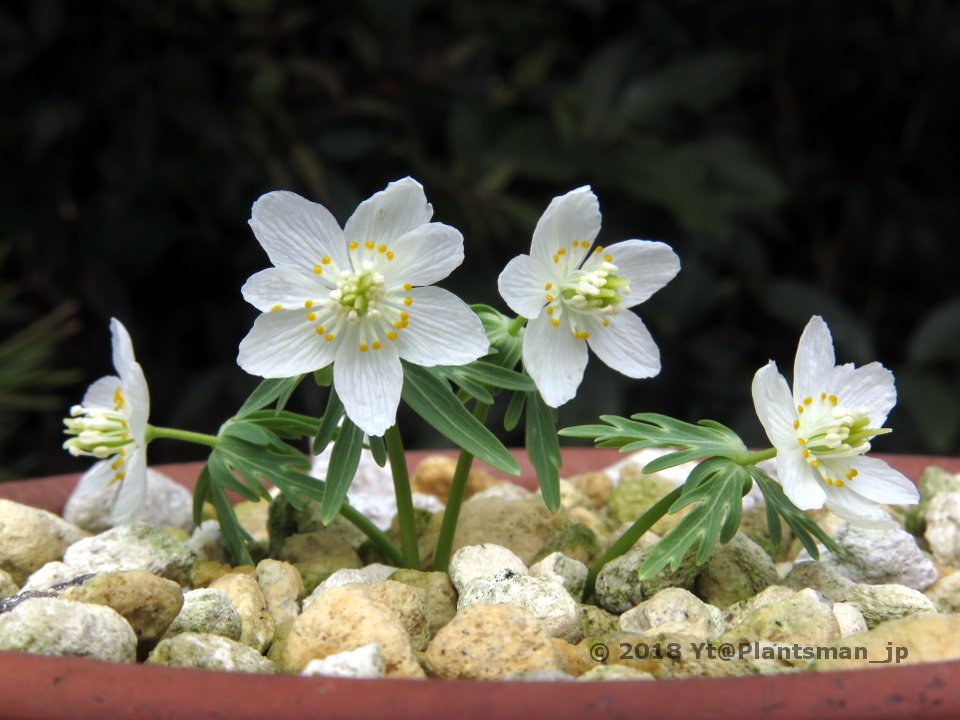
[
  {"left": 63, "top": 318, "right": 150, "bottom": 525},
  {"left": 237, "top": 177, "right": 489, "bottom": 436},
  {"left": 752, "top": 315, "right": 919, "bottom": 527},
  {"left": 497, "top": 186, "right": 680, "bottom": 407}
]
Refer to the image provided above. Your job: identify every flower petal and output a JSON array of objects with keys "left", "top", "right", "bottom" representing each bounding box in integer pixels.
[
  {"left": 71, "top": 458, "right": 117, "bottom": 498},
  {"left": 385, "top": 222, "right": 464, "bottom": 287},
  {"left": 751, "top": 361, "right": 800, "bottom": 449},
  {"left": 333, "top": 336, "right": 403, "bottom": 437},
  {"left": 395, "top": 287, "right": 489, "bottom": 366},
  {"left": 831, "top": 361, "right": 897, "bottom": 427},
  {"left": 583, "top": 311, "right": 660, "bottom": 379},
  {"left": 598, "top": 240, "right": 680, "bottom": 307},
  {"left": 822, "top": 482, "right": 897, "bottom": 529},
  {"left": 343, "top": 177, "right": 433, "bottom": 249},
  {"left": 793, "top": 316, "right": 836, "bottom": 404},
  {"left": 530, "top": 186, "right": 601, "bottom": 269},
  {"left": 845, "top": 456, "right": 919, "bottom": 505},
  {"left": 249, "top": 191, "right": 349, "bottom": 272},
  {"left": 82, "top": 375, "right": 123, "bottom": 410},
  {"left": 522, "top": 313, "right": 588, "bottom": 407},
  {"left": 111, "top": 446, "right": 148, "bottom": 525},
  {"left": 110, "top": 319, "right": 150, "bottom": 437},
  {"left": 238, "top": 310, "right": 337, "bottom": 378},
  {"left": 774, "top": 448, "right": 827, "bottom": 510},
  {"left": 241, "top": 267, "right": 332, "bottom": 313},
  {"left": 498, "top": 254, "right": 553, "bottom": 319}
]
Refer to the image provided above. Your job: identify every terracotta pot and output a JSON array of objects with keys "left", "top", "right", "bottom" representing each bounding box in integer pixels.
[{"left": 2, "top": 451, "right": 959, "bottom": 720}]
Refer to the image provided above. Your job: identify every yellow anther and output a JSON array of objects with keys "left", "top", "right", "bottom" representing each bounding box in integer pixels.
[
  {"left": 400, "top": 312, "right": 409, "bottom": 321},
  {"left": 797, "top": 405, "right": 804, "bottom": 414},
  {"left": 826, "top": 478, "right": 835, "bottom": 486},
  {"left": 305, "top": 300, "right": 314, "bottom": 309},
  {"left": 372, "top": 341, "right": 381, "bottom": 350},
  {"left": 387, "top": 331, "right": 398, "bottom": 340},
  {"left": 810, "top": 459, "right": 821, "bottom": 467},
  {"left": 553, "top": 255, "right": 559, "bottom": 263},
  {"left": 604, "top": 254, "right": 612, "bottom": 262},
  {"left": 821, "top": 392, "right": 827, "bottom": 400},
  {"left": 115, "top": 472, "right": 125, "bottom": 481},
  {"left": 365, "top": 241, "right": 375, "bottom": 250},
  {"left": 314, "top": 265, "right": 323, "bottom": 274},
  {"left": 325, "top": 334, "right": 335, "bottom": 342},
  {"left": 359, "top": 343, "right": 369, "bottom": 352},
  {"left": 394, "top": 321, "right": 404, "bottom": 329},
  {"left": 793, "top": 420, "right": 800, "bottom": 430},
  {"left": 594, "top": 246, "right": 603, "bottom": 254},
  {"left": 111, "top": 458, "right": 123, "bottom": 470},
  {"left": 602, "top": 320, "right": 609, "bottom": 327},
  {"left": 803, "top": 396, "right": 813, "bottom": 405},
  {"left": 386, "top": 251, "right": 395, "bottom": 261},
  {"left": 546, "top": 306, "right": 554, "bottom": 316},
  {"left": 349, "top": 241, "right": 358, "bottom": 250},
  {"left": 803, "top": 449, "right": 811, "bottom": 458},
  {"left": 558, "top": 248, "right": 566, "bottom": 256},
  {"left": 545, "top": 294, "right": 554, "bottom": 302},
  {"left": 848, "top": 468, "right": 859, "bottom": 479},
  {"left": 378, "top": 244, "right": 387, "bottom": 253},
  {"left": 403, "top": 283, "right": 412, "bottom": 291},
  {"left": 404, "top": 297, "right": 413, "bottom": 307},
  {"left": 544, "top": 283, "right": 553, "bottom": 291},
  {"left": 306, "top": 312, "right": 317, "bottom": 322},
  {"left": 322, "top": 256, "right": 332, "bottom": 265},
  {"left": 315, "top": 327, "right": 324, "bottom": 335},
  {"left": 550, "top": 318, "right": 560, "bottom": 327},
  {"left": 835, "top": 479, "right": 844, "bottom": 488},
  {"left": 829, "top": 395, "right": 838, "bottom": 405},
  {"left": 271, "top": 304, "right": 283, "bottom": 312}
]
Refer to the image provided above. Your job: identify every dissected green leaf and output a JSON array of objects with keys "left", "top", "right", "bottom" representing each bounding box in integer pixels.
[
  {"left": 206, "top": 468, "right": 254, "bottom": 566},
  {"left": 526, "top": 390, "right": 561, "bottom": 511},
  {"left": 313, "top": 389, "right": 344, "bottom": 455},
  {"left": 244, "top": 409, "right": 321, "bottom": 439},
  {"left": 220, "top": 419, "right": 277, "bottom": 447},
  {"left": 750, "top": 466, "right": 841, "bottom": 559},
  {"left": 321, "top": 416, "right": 364, "bottom": 524},
  {"left": 235, "top": 376, "right": 303, "bottom": 419},
  {"left": 401, "top": 362, "right": 520, "bottom": 476}
]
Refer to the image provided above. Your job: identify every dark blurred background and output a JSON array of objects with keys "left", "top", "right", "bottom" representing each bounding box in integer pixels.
[{"left": 3, "top": 0, "right": 959, "bottom": 481}]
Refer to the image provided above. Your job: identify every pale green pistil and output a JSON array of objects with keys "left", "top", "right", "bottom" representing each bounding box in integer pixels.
[
  {"left": 330, "top": 261, "right": 386, "bottom": 323},
  {"left": 795, "top": 393, "right": 889, "bottom": 462},
  {"left": 561, "top": 262, "right": 630, "bottom": 314},
  {"left": 63, "top": 406, "right": 134, "bottom": 459}
]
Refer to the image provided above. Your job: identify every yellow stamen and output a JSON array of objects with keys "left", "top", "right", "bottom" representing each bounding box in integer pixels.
[
  {"left": 550, "top": 318, "right": 560, "bottom": 327},
  {"left": 387, "top": 331, "right": 398, "bottom": 340},
  {"left": 404, "top": 297, "right": 413, "bottom": 307},
  {"left": 325, "top": 334, "right": 335, "bottom": 342},
  {"left": 305, "top": 300, "right": 314, "bottom": 309},
  {"left": 386, "top": 251, "right": 395, "bottom": 261},
  {"left": 306, "top": 312, "right": 317, "bottom": 322},
  {"left": 558, "top": 248, "right": 566, "bottom": 256},
  {"left": 803, "top": 449, "right": 811, "bottom": 458},
  {"left": 847, "top": 468, "right": 859, "bottom": 479},
  {"left": 378, "top": 244, "right": 387, "bottom": 253},
  {"left": 803, "top": 396, "right": 813, "bottom": 405},
  {"left": 797, "top": 405, "right": 804, "bottom": 414},
  {"left": 594, "top": 246, "right": 603, "bottom": 254},
  {"left": 349, "top": 241, "right": 358, "bottom": 250},
  {"left": 270, "top": 304, "right": 283, "bottom": 312},
  {"left": 604, "top": 254, "right": 612, "bottom": 262},
  {"left": 797, "top": 437, "right": 806, "bottom": 445},
  {"left": 322, "top": 256, "right": 331, "bottom": 265},
  {"left": 821, "top": 392, "right": 827, "bottom": 400},
  {"left": 546, "top": 307, "right": 554, "bottom": 316},
  {"left": 826, "top": 478, "right": 834, "bottom": 486},
  {"left": 602, "top": 320, "right": 609, "bottom": 327},
  {"left": 403, "top": 283, "right": 412, "bottom": 291},
  {"left": 400, "top": 312, "right": 409, "bottom": 321},
  {"left": 829, "top": 395, "right": 838, "bottom": 405},
  {"left": 810, "top": 459, "right": 821, "bottom": 467},
  {"left": 545, "top": 294, "right": 554, "bottom": 302},
  {"left": 314, "top": 265, "right": 323, "bottom": 274},
  {"left": 544, "top": 283, "right": 553, "bottom": 291},
  {"left": 372, "top": 341, "right": 381, "bottom": 350},
  {"left": 793, "top": 419, "right": 800, "bottom": 430},
  {"left": 359, "top": 343, "right": 369, "bottom": 353},
  {"left": 315, "top": 327, "right": 324, "bottom": 335},
  {"left": 365, "top": 241, "right": 375, "bottom": 250},
  {"left": 835, "top": 479, "right": 844, "bottom": 487},
  {"left": 553, "top": 255, "right": 559, "bottom": 263}
]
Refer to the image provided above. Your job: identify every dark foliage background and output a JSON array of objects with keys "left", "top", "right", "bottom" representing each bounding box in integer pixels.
[{"left": 3, "top": 0, "right": 959, "bottom": 480}]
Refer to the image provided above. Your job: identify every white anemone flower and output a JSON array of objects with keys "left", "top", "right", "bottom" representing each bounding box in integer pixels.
[
  {"left": 752, "top": 315, "right": 919, "bottom": 527},
  {"left": 63, "top": 318, "right": 150, "bottom": 524},
  {"left": 497, "top": 186, "right": 680, "bottom": 407},
  {"left": 237, "top": 177, "right": 489, "bottom": 436}
]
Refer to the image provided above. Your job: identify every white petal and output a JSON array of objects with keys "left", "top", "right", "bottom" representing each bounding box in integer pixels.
[
  {"left": 395, "top": 287, "right": 489, "bottom": 366},
  {"left": 333, "top": 337, "right": 403, "bottom": 437},
  {"left": 775, "top": 449, "right": 827, "bottom": 510},
  {"left": 343, "top": 177, "right": 433, "bottom": 248},
  {"left": 793, "top": 316, "right": 836, "bottom": 403},
  {"left": 831, "top": 362, "right": 897, "bottom": 426},
  {"left": 238, "top": 310, "right": 337, "bottom": 378},
  {"left": 822, "top": 482, "right": 897, "bottom": 529},
  {"left": 751, "top": 362, "right": 800, "bottom": 449},
  {"left": 522, "top": 313, "right": 588, "bottom": 407},
  {"left": 498, "top": 254, "right": 553, "bottom": 319},
  {"left": 530, "top": 186, "right": 601, "bottom": 268},
  {"left": 583, "top": 311, "right": 660, "bottom": 379},
  {"left": 845, "top": 456, "right": 919, "bottom": 505},
  {"left": 385, "top": 222, "right": 464, "bottom": 287},
  {"left": 241, "top": 267, "right": 332, "bottom": 313},
  {"left": 249, "top": 191, "right": 349, "bottom": 271},
  {"left": 110, "top": 319, "right": 150, "bottom": 438},
  {"left": 599, "top": 240, "right": 680, "bottom": 307},
  {"left": 111, "top": 446, "right": 148, "bottom": 525},
  {"left": 71, "top": 459, "right": 116, "bottom": 497},
  {"left": 81, "top": 375, "right": 123, "bottom": 410}
]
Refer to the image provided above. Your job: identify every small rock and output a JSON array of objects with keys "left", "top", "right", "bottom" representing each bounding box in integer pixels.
[
  {"left": 620, "top": 588, "right": 724, "bottom": 641},
  {"left": 530, "top": 552, "right": 588, "bottom": 599},
  {"left": 468, "top": 484, "right": 532, "bottom": 502},
  {"left": 267, "top": 495, "right": 367, "bottom": 555},
  {"left": 568, "top": 472, "right": 614, "bottom": 509},
  {"left": 410, "top": 455, "right": 499, "bottom": 501},
  {"left": 448, "top": 544, "right": 528, "bottom": 592},
  {"left": 606, "top": 475, "right": 687, "bottom": 535},
  {"left": 255, "top": 559, "right": 303, "bottom": 632},
  {"left": 844, "top": 583, "right": 938, "bottom": 629},
  {"left": 64, "top": 468, "right": 193, "bottom": 534},
  {"left": 59, "top": 570, "right": 183, "bottom": 642},
  {"left": 277, "top": 531, "right": 362, "bottom": 592},
  {"left": 0, "top": 570, "right": 17, "bottom": 599},
  {"left": 553, "top": 479, "right": 593, "bottom": 510},
  {"left": 63, "top": 522, "right": 195, "bottom": 582},
  {"left": 303, "top": 569, "right": 371, "bottom": 604},
  {"left": 904, "top": 466, "right": 960, "bottom": 534},
  {"left": 422, "top": 603, "right": 561, "bottom": 679},
  {"left": 0, "top": 597, "right": 136, "bottom": 662},
  {"left": 824, "top": 524, "right": 939, "bottom": 591},
  {"left": 832, "top": 602, "right": 868, "bottom": 637},
  {"left": 720, "top": 588, "right": 839, "bottom": 647},
  {"left": 694, "top": 532, "right": 778, "bottom": 608},
  {"left": 579, "top": 664, "right": 655, "bottom": 681},
  {"left": 388, "top": 569, "right": 457, "bottom": 637},
  {"left": 723, "top": 585, "right": 797, "bottom": 628},
  {"left": 925, "top": 570, "right": 960, "bottom": 613},
  {"left": 457, "top": 570, "right": 580, "bottom": 642},
  {"left": 210, "top": 573, "right": 275, "bottom": 652},
  {"left": 578, "top": 603, "right": 621, "bottom": 638},
  {"left": 594, "top": 546, "right": 698, "bottom": 614},
  {"left": 164, "top": 588, "right": 242, "bottom": 641},
  {"left": 280, "top": 585, "right": 424, "bottom": 678},
  {"left": 925, "top": 491, "right": 960, "bottom": 567},
  {"left": 234, "top": 500, "right": 270, "bottom": 543},
  {"left": 814, "top": 614, "right": 960, "bottom": 670},
  {"left": 357, "top": 581, "right": 430, "bottom": 651},
  {"left": 301, "top": 643, "right": 385, "bottom": 678},
  {"left": 19, "top": 561, "right": 81, "bottom": 592},
  {"left": 147, "top": 632, "right": 277, "bottom": 673},
  {"left": 0, "top": 500, "right": 87, "bottom": 584},
  {"left": 534, "top": 523, "right": 602, "bottom": 566},
  {"left": 188, "top": 559, "right": 236, "bottom": 588},
  {"left": 782, "top": 562, "right": 855, "bottom": 602}
]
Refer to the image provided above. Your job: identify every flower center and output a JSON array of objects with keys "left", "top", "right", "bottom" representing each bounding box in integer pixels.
[
  {"left": 544, "top": 245, "right": 632, "bottom": 339},
  {"left": 330, "top": 261, "right": 386, "bottom": 324},
  {"left": 63, "top": 387, "right": 134, "bottom": 459}
]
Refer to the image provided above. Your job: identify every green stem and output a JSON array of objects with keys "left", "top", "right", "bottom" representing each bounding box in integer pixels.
[
  {"left": 145, "top": 424, "right": 218, "bottom": 448},
  {"left": 384, "top": 425, "right": 421, "bottom": 569},
  {"left": 507, "top": 315, "right": 527, "bottom": 336},
  {"left": 735, "top": 447, "right": 777, "bottom": 465},
  {"left": 432, "top": 402, "right": 491, "bottom": 572},
  {"left": 339, "top": 504, "right": 403, "bottom": 567},
  {"left": 583, "top": 486, "right": 683, "bottom": 601}
]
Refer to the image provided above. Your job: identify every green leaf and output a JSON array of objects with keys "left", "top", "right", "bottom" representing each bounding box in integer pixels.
[
  {"left": 750, "top": 466, "right": 841, "bottom": 559},
  {"left": 276, "top": 374, "right": 304, "bottom": 413},
  {"left": 401, "top": 362, "right": 520, "bottom": 476},
  {"left": 193, "top": 465, "right": 212, "bottom": 527},
  {"left": 245, "top": 410, "right": 321, "bottom": 439},
  {"left": 314, "top": 389, "right": 345, "bottom": 455},
  {"left": 472, "top": 304, "right": 523, "bottom": 370},
  {"left": 526, "top": 390, "right": 561, "bottom": 511},
  {"left": 431, "top": 366, "right": 495, "bottom": 404},
  {"left": 220, "top": 419, "right": 277, "bottom": 447},
  {"left": 504, "top": 390, "right": 526, "bottom": 432},
  {"left": 638, "top": 458, "right": 749, "bottom": 579},
  {"left": 205, "top": 467, "right": 254, "bottom": 566},
  {"left": 313, "top": 365, "right": 334, "bottom": 387},
  {"left": 453, "top": 361, "right": 536, "bottom": 392},
  {"left": 368, "top": 433, "right": 387, "bottom": 467},
  {"left": 321, "top": 417, "right": 364, "bottom": 524},
  {"left": 235, "top": 376, "right": 303, "bottom": 418}
]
